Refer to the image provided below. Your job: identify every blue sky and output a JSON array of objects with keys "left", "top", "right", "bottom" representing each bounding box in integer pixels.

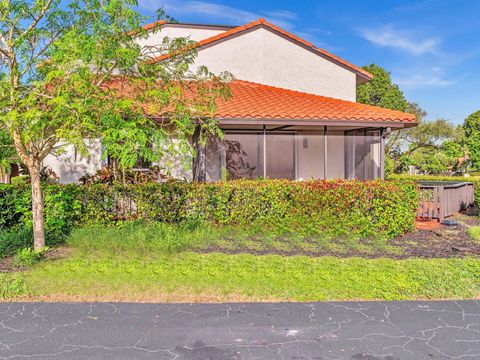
[{"left": 137, "top": 0, "right": 480, "bottom": 124}]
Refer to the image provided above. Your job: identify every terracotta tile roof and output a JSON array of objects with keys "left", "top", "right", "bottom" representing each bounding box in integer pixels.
[
  {"left": 142, "top": 20, "right": 168, "bottom": 32},
  {"left": 127, "top": 20, "right": 168, "bottom": 36},
  {"left": 212, "top": 80, "right": 416, "bottom": 122},
  {"left": 107, "top": 79, "right": 416, "bottom": 123},
  {"left": 146, "top": 18, "right": 372, "bottom": 80}
]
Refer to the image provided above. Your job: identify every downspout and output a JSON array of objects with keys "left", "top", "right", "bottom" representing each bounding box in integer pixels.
[
  {"left": 263, "top": 125, "right": 267, "bottom": 178},
  {"left": 324, "top": 126, "right": 328, "bottom": 180}
]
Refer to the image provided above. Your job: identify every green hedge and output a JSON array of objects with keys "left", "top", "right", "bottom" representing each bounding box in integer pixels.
[
  {"left": 0, "top": 180, "right": 418, "bottom": 256},
  {"left": 388, "top": 174, "right": 480, "bottom": 209}
]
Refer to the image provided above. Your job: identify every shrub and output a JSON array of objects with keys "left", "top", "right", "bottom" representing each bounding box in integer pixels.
[
  {"left": 0, "top": 226, "right": 33, "bottom": 258},
  {"left": 13, "top": 247, "right": 49, "bottom": 267},
  {"left": 0, "top": 179, "right": 418, "bottom": 254}
]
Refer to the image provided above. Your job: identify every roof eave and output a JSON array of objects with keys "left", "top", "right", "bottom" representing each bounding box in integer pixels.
[
  {"left": 148, "top": 115, "right": 416, "bottom": 128},
  {"left": 217, "top": 118, "right": 415, "bottom": 128}
]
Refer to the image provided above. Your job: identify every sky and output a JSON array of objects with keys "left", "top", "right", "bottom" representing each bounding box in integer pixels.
[{"left": 136, "top": 0, "right": 480, "bottom": 125}]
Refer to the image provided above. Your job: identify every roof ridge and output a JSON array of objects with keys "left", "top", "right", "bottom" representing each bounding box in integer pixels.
[
  {"left": 146, "top": 18, "right": 372, "bottom": 79},
  {"left": 231, "top": 79, "right": 412, "bottom": 116}
]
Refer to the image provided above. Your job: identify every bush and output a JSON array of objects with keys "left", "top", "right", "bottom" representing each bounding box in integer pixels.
[
  {"left": 0, "top": 183, "right": 82, "bottom": 257},
  {"left": 0, "top": 180, "right": 418, "bottom": 254},
  {"left": 13, "top": 247, "right": 49, "bottom": 267},
  {"left": 388, "top": 174, "right": 480, "bottom": 209},
  {"left": 0, "top": 226, "right": 33, "bottom": 258}
]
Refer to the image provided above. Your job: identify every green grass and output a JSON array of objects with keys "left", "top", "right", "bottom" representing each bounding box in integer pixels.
[
  {"left": 0, "top": 222, "right": 479, "bottom": 302},
  {"left": 64, "top": 221, "right": 402, "bottom": 257},
  {"left": 467, "top": 226, "right": 480, "bottom": 243}
]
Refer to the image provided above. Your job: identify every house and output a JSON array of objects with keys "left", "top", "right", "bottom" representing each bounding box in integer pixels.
[{"left": 42, "top": 18, "right": 417, "bottom": 183}]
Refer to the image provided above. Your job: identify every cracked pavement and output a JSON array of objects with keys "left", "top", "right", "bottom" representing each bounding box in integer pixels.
[{"left": 0, "top": 301, "right": 479, "bottom": 359}]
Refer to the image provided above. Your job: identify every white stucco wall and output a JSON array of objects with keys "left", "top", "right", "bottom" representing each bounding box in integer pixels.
[
  {"left": 192, "top": 28, "right": 357, "bottom": 101},
  {"left": 42, "top": 140, "right": 103, "bottom": 184},
  {"left": 136, "top": 25, "right": 228, "bottom": 49}
]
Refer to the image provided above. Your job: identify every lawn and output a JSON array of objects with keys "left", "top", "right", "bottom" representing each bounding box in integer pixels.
[
  {"left": 467, "top": 226, "right": 480, "bottom": 242},
  {"left": 1, "top": 222, "right": 479, "bottom": 302}
]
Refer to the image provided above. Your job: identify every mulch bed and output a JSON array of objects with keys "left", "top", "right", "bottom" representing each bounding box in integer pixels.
[
  {"left": 199, "top": 214, "right": 480, "bottom": 259},
  {"left": 391, "top": 214, "right": 480, "bottom": 258}
]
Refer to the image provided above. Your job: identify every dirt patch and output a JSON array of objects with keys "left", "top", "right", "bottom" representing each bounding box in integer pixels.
[
  {"left": 0, "top": 257, "right": 17, "bottom": 273},
  {"left": 198, "top": 214, "right": 480, "bottom": 259},
  {"left": 44, "top": 246, "right": 72, "bottom": 261},
  {"left": 390, "top": 215, "right": 480, "bottom": 258},
  {"left": 0, "top": 246, "right": 72, "bottom": 273}
]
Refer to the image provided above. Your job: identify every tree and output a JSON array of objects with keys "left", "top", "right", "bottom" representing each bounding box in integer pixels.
[
  {"left": 356, "top": 64, "right": 408, "bottom": 111},
  {"left": 356, "top": 64, "right": 459, "bottom": 174},
  {"left": 0, "top": 130, "right": 16, "bottom": 177},
  {"left": 0, "top": 0, "right": 230, "bottom": 249},
  {"left": 463, "top": 110, "right": 480, "bottom": 170}
]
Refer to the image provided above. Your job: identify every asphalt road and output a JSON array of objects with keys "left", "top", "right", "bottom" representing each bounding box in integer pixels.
[{"left": 0, "top": 301, "right": 479, "bottom": 359}]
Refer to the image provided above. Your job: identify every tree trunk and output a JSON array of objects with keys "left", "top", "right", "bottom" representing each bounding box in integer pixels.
[
  {"left": 192, "top": 126, "right": 206, "bottom": 182},
  {"left": 29, "top": 163, "right": 45, "bottom": 250}
]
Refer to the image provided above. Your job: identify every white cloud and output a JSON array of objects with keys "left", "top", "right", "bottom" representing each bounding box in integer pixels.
[
  {"left": 393, "top": 67, "right": 460, "bottom": 88},
  {"left": 139, "top": 0, "right": 296, "bottom": 29},
  {"left": 395, "top": 75, "right": 457, "bottom": 88},
  {"left": 264, "top": 10, "right": 298, "bottom": 21},
  {"left": 359, "top": 25, "right": 439, "bottom": 55},
  {"left": 137, "top": 1, "right": 330, "bottom": 49}
]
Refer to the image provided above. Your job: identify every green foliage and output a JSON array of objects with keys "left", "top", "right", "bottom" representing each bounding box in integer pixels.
[
  {"left": 0, "top": 0, "right": 231, "bottom": 247},
  {"left": 463, "top": 110, "right": 480, "bottom": 170},
  {"left": 391, "top": 119, "right": 459, "bottom": 174},
  {"left": 0, "top": 179, "right": 418, "bottom": 256},
  {"left": 69, "top": 220, "right": 403, "bottom": 257},
  {"left": 0, "top": 183, "right": 82, "bottom": 257},
  {"left": 10, "top": 176, "right": 28, "bottom": 186},
  {"left": 0, "top": 226, "right": 32, "bottom": 258},
  {"left": 357, "top": 64, "right": 463, "bottom": 174},
  {"left": 4, "top": 247, "right": 479, "bottom": 301},
  {"left": 466, "top": 226, "right": 480, "bottom": 243},
  {"left": 0, "top": 130, "right": 17, "bottom": 175},
  {"left": 0, "top": 276, "right": 28, "bottom": 300},
  {"left": 13, "top": 247, "right": 49, "bottom": 267},
  {"left": 357, "top": 64, "right": 408, "bottom": 111}
]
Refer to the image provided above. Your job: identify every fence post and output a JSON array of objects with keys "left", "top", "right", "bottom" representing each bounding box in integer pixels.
[{"left": 438, "top": 185, "right": 445, "bottom": 223}]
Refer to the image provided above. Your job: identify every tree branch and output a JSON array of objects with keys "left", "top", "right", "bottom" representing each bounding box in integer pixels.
[
  {"left": 12, "top": 129, "right": 32, "bottom": 167},
  {"left": 22, "top": 0, "right": 53, "bottom": 38}
]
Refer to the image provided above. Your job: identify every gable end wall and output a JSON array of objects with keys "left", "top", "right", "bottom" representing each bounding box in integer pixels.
[{"left": 193, "top": 27, "right": 357, "bottom": 101}]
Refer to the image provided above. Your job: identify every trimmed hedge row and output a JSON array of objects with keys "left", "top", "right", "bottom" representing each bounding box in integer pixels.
[
  {"left": 388, "top": 174, "right": 480, "bottom": 209},
  {"left": 0, "top": 180, "right": 417, "bottom": 249}
]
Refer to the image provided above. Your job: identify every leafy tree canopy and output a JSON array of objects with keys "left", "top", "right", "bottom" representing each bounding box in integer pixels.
[
  {"left": 0, "top": 0, "right": 231, "bottom": 248},
  {"left": 357, "top": 64, "right": 462, "bottom": 174},
  {"left": 463, "top": 110, "right": 480, "bottom": 170},
  {"left": 356, "top": 64, "right": 408, "bottom": 111}
]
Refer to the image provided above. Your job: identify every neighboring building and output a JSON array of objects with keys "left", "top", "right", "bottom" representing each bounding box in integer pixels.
[{"left": 43, "top": 18, "right": 417, "bottom": 183}]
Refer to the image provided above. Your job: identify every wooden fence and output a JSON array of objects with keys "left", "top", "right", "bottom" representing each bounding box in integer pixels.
[{"left": 417, "top": 182, "right": 475, "bottom": 222}]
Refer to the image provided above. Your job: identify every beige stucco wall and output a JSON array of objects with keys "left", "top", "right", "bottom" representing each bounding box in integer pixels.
[
  {"left": 42, "top": 139, "right": 103, "bottom": 184},
  {"left": 192, "top": 28, "right": 357, "bottom": 101}
]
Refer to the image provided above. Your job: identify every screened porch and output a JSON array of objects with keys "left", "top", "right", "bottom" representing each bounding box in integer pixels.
[{"left": 204, "top": 125, "right": 385, "bottom": 182}]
